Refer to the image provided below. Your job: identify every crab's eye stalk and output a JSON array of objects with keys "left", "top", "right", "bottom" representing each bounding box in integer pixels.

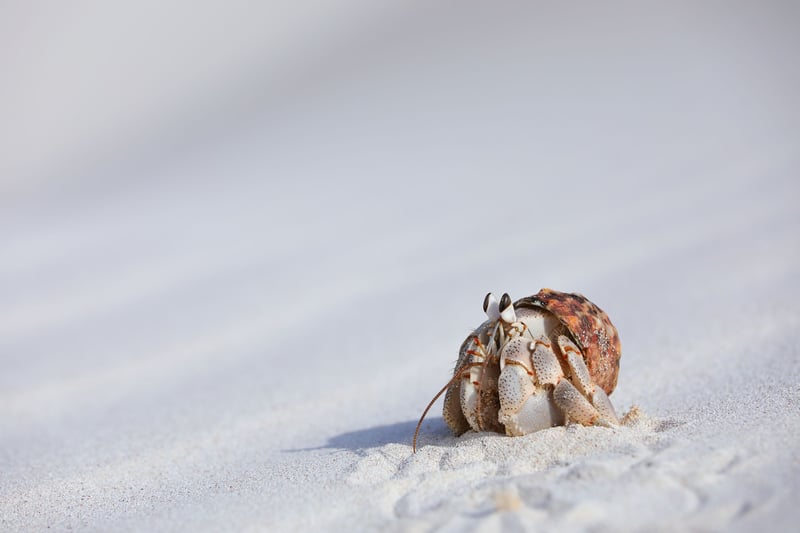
[
  {"left": 483, "top": 292, "right": 500, "bottom": 321},
  {"left": 499, "top": 292, "right": 516, "bottom": 323}
]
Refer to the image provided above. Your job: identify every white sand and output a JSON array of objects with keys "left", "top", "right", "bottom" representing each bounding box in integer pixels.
[{"left": 2, "top": 2, "right": 799, "bottom": 532}]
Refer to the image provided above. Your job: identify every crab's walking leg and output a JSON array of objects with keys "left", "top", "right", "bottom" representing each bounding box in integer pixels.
[
  {"left": 553, "top": 335, "right": 619, "bottom": 426},
  {"left": 459, "top": 336, "right": 485, "bottom": 431},
  {"left": 460, "top": 334, "right": 503, "bottom": 433}
]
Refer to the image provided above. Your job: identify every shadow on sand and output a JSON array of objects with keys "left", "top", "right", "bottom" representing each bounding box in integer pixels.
[{"left": 288, "top": 417, "right": 451, "bottom": 452}]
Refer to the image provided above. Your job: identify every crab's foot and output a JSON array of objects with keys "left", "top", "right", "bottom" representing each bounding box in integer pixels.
[{"left": 553, "top": 335, "right": 619, "bottom": 426}]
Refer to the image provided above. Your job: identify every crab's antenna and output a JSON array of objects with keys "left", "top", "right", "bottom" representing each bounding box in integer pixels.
[{"left": 413, "top": 361, "right": 474, "bottom": 453}]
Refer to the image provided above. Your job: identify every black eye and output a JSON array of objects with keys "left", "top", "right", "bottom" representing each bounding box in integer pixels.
[
  {"left": 483, "top": 293, "right": 492, "bottom": 313},
  {"left": 500, "top": 293, "right": 512, "bottom": 311}
]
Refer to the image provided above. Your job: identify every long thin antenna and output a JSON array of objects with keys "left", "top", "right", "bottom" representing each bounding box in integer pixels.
[{"left": 412, "top": 361, "right": 477, "bottom": 453}]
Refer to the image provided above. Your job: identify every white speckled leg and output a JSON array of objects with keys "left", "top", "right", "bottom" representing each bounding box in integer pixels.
[
  {"left": 498, "top": 364, "right": 534, "bottom": 435},
  {"left": 553, "top": 379, "right": 601, "bottom": 425},
  {"left": 591, "top": 387, "right": 619, "bottom": 425},
  {"left": 555, "top": 335, "right": 619, "bottom": 426},
  {"left": 530, "top": 339, "right": 563, "bottom": 386},
  {"left": 460, "top": 337, "right": 483, "bottom": 431},
  {"left": 559, "top": 336, "right": 593, "bottom": 396}
]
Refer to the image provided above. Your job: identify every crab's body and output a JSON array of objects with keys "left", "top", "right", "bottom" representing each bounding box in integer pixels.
[{"left": 441, "top": 289, "right": 621, "bottom": 438}]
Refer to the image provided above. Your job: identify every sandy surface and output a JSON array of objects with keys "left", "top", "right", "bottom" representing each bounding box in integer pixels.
[{"left": 2, "top": 2, "right": 799, "bottom": 532}]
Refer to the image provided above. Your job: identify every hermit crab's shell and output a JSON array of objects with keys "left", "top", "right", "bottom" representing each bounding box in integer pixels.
[{"left": 514, "top": 288, "right": 621, "bottom": 395}]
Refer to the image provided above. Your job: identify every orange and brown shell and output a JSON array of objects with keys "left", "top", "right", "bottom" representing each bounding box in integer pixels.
[{"left": 514, "top": 288, "right": 621, "bottom": 395}]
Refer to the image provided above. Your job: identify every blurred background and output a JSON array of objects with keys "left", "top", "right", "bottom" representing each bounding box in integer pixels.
[{"left": 1, "top": 1, "right": 799, "bottom": 527}]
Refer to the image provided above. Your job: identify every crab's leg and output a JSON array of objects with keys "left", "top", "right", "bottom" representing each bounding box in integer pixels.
[
  {"left": 590, "top": 386, "right": 618, "bottom": 425},
  {"left": 459, "top": 330, "right": 506, "bottom": 434},
  {"left": 459, "top": 335, "right": 491, "bottom": 432},
  {"left": 497, "top": 336, "right": 563, "bottom": 436},
  {"left": 553, "top": 335, "right": 619, "bottom": 426},
  {"left": 474, "top": 336, "right": 492, "bottom": 431},
  {"left": 529, "top": 339, "right": 564, "bottom": 386}
]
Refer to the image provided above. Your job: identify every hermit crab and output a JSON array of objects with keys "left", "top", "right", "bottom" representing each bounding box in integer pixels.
[{"left": 413, "top": 289, "right": 621, "bottom": 451}]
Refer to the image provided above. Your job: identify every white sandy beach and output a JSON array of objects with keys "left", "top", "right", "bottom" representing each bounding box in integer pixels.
[{"left": 2, "top": 2, "right": 799, "bottom": 531}]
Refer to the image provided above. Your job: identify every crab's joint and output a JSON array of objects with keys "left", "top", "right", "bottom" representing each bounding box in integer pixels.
[
  {"left": 503, "top": 358, "right": 535, "bottom": 376},
  {"left": 461, "top": 363, "right": 489, "bottom": 383},
  {"left": 512, "top": 322, "right": 528, "bottom": 334},
  {"left": 460, "top": 362, "right": 487, "bottom": 376}
]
